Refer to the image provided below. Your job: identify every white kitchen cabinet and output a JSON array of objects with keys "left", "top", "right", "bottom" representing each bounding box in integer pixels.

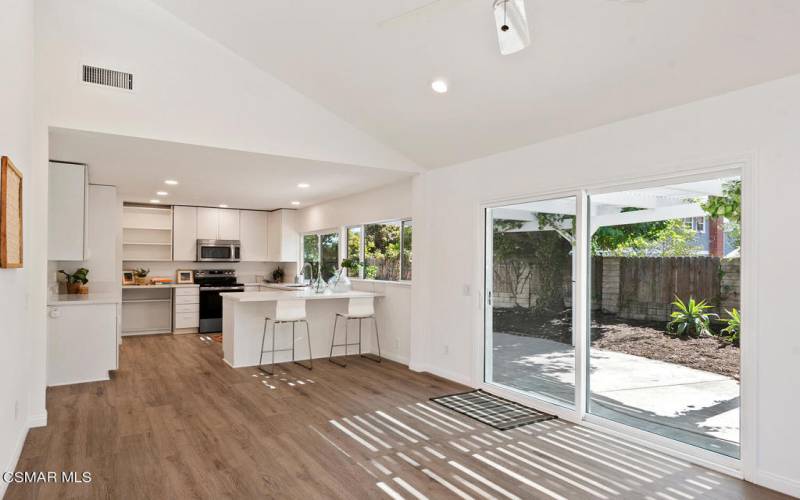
[
  {"left": 48, "top": 303, "right": 118, "bottom": 386},
  {"left": 197, "top": 207, "right": 240, "bottom": 240},
  {"left": 173, "top": 286, "right": 199, "bottom": 332},
  {"left": 239, "top": 210, "right": 268, "bottom": 261},
  {"left": 197, "top": 207, "right": 219, "bottom": 240},
  {"left": 48, "top": 162, "right": 88, "bottom": 261},
  {"left": 267, "top": 209, "right": 299, "bottom": 262},
  {"left": 219, "top": 209, "right": 240, "bottom": 240},
  {"left": 172, "top": 206, "right": 197, "bottom": 261}
]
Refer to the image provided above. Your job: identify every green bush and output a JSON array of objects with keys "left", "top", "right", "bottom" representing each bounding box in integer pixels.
[
  {"left": 666, "top": 296, "right": 718, "bottom": 337},
  {"left": 720, "top": 308, "right": 741, "bottom": 345}
]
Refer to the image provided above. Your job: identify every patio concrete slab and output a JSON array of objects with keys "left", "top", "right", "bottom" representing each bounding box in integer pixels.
[{"left": 491, "top": 332, "right": 740, "bottom": 455}]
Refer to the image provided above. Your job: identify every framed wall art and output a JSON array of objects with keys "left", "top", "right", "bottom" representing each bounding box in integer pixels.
[{"left": 1, "top": 156, "right": 23, "bottom": 268}]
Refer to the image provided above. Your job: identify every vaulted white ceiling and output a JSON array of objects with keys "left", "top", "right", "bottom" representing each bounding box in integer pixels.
[{"left": 150, "top": 0, "right": 800, "bottom": 168}]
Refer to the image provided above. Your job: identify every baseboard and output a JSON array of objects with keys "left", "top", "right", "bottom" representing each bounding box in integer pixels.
[
  {"left": 1, "top": 423, "right": 30, "bottom": 498},
  {"left": 28, "top": 410, "right": 48, "bottom": 428},
  {"left": 412, "top": 363, "right": 473, "bottom": 387},
  {"left": 753, "top": 470, "right": 800, "bottom": 498}
]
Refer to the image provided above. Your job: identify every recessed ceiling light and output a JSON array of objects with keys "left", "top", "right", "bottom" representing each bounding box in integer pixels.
[
  {"left": 149, "top": 199, "right": 161, "bottom": 204},
  {"left": 297, "top": 183, "right": 310, "bottom": 189},
  {"left": 219, "top": 204, "right": 229, "bottom": 208},
  {"left": 156, "top": 191, "right": 168, "bottom": 196},
  {"left": 290, "top": 201, "right": 301, "bottom": 206},
  {"left": 164, "top": 180, "right": 179, "bottom": 185},
  {"left": 431, "top": 79, "right": 448, "bottom": 93}
]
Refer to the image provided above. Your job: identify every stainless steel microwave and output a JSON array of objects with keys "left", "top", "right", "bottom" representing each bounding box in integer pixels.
[{"left": 196, "top": 239, "right": 241, "bottom": 262}]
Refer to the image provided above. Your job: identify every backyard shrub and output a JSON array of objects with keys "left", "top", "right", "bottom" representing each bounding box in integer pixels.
[
  {"left": 720, "top": 308, "right": 741, "bottom": 345},
  {"left": 666, "top": 296, "right": 718, "bottom": 337}
]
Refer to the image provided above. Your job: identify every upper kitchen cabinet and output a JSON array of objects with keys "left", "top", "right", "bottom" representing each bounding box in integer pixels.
[
  {"left": 267, "top": 209, "right": 299, "bottom": 262},
  {"left": 197, "top": 207, "right": 239, "bottom": 240},
  {"left": 196, "top": 207, "right": 219, "bottom": 240},
  {"left": 239, "top": 210, "right": 268, "bottom": 261},
  {"left": 48, "top": 162, "right": 88, "bottom": 261},
  {"left": 172, "top": 206, "right": 197, "bottom": 261},
  {"left": 219, "top": 209, "right": 240, "bottom": 240}
]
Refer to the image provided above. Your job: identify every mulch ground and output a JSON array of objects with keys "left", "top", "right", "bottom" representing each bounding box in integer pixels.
[{"left": 494, "top": 308, "right": 740, "bottom": 380}]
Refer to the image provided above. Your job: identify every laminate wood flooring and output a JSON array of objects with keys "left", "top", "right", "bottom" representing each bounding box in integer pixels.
[{"left": 5, "top": 334, "right": 790, "bottom": 500}]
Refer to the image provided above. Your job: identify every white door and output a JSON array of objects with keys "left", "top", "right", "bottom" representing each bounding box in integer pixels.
[
  {"left": 48, "top": 162, "right": 87, "bottom": 260},
  {"left": 197, "top": 207, "right": 219, "bottom": 240},
  {"left": 218, "top": 209, "right": 240, "bottom": 240},
  {"left": 240, "top": 210, "right": 268, "bottom": 261},
  {"left": 173, "top": 206, "right": 197, "bottom": 261}
]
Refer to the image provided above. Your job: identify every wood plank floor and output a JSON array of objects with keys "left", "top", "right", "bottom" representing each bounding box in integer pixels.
[{"left": 6, "top": 334, "right": 790, "bottom": 500}]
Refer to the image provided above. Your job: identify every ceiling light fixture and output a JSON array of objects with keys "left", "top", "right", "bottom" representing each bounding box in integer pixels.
[
  {"left": 493, "top": 0, "right": 530, "bottom": 55},
  {"left": 431, "top": 79, "right": 448, "bottom": 94},
  {"left": 219, "top": 204, "right": 229, "bottom": 208},
  {"left": 149, "top": 199, "right": 161, "bottom": 204},
  {"left": 164, "top": 179, "right": 179, "bottom": 185},
  {"left": 156, "top": 191, "right": 168, "bottom": 196},
  {"left": 290, "top": 201, "right": 301, "bottom": 206},
  {"left": 297, "top": 183, "right": 310, "bottom": 189}
]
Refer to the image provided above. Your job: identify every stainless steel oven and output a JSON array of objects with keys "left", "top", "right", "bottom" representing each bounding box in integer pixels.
[
  {"left": 195, "top": 269, "right": 244, "bottom": 333},
  {"left": 196, "top": 239, "right": 241, "bottom": 262}
]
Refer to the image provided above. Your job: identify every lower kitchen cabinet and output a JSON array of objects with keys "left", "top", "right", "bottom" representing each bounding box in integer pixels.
[
  {"left": 174, "top": 286, "right": 200, "bottom": 332},
  {"left": 47, "top": 302, "right": 118, "bottom": 386}
]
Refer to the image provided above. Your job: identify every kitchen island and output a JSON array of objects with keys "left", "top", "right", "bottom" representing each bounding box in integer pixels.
[{"left": 220, "top": 289, "right": 382, "bottom": 368}]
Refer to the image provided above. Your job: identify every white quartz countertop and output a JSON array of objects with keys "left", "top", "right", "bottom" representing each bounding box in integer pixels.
[
  {"left": 221, "top": 289, "right": 382, "bottom": 303},
  {"left": 122, "top": 284, "right": 199, "bottom": 289},
  {"left": 48, "top": 292, "right": 122, "bottom": 306}
]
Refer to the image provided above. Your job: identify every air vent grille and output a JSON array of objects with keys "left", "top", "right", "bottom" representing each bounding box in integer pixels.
[{"left": 82, "top": 65, "right": 133, "bottom": 90}]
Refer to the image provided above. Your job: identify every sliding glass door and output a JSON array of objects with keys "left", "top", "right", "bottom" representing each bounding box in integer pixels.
[
  {"left": 587, "top": 175, "right": 742, "bottom": 458},
  {"left": 484, "top": 171, "right": 743, "bottom": 460},
  {"left": 485, "top": 196, "right": 577, "bottom": 408}
]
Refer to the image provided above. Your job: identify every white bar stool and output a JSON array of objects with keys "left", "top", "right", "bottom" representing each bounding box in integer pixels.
[
  {"left": 258, "top": 300, "right": 312, "bottom": 375},
  {"left": 328, "top": 297, "right": 381, "bottom": 367}
]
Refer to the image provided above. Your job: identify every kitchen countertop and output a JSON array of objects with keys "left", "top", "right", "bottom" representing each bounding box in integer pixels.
[
  {"left": 221, "top": 289, "right": 381, "bottom": 303},
  {"left": 48, "top": 292, "right": 122, "bottom": 306},
  {"left": 122, "top": 284, "right": 199, "bottom": 289}
]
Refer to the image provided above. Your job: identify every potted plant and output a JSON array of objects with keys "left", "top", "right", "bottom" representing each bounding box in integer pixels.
[
  {"left": 133, "top": 267, "right": 150, "bottom": 286},
  {"left": 272, "top": 266, "right": 285, "bottom": 283},
  {"left": 340, "top": 258, "right": 362, "bottom": 278},
  {"left": 59, "top": 268, "right": 89, "bottom": 294}
]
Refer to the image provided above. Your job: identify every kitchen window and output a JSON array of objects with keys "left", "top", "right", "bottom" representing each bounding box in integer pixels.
[
  {"left": 346, "top": 219, "right": 412, "bottom": 281},
  {"left": 302, "top": 231, "right": 339, "bottom": 280}
]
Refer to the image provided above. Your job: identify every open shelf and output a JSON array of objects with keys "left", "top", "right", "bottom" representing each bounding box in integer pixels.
[{"left": 123, "top": 204, "right": 173, "bottom": 261}]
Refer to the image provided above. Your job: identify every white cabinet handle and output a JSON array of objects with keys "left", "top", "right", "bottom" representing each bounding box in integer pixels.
[{"left": 49, "top": 307, "right": 61, "bottom": 318}]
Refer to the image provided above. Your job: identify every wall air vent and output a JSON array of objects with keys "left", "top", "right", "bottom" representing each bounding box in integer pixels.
[{"left": 82, "top": 65, "right": 133, "bottom": 91}]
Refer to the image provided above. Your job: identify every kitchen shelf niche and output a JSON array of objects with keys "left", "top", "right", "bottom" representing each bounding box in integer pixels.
[{"left": 123, "top": 204, "right": 173, "bottom": 261}]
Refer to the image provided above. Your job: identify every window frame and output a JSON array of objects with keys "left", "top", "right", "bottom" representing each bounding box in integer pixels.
[
  {"left": 343, "top": 218, "right": 413, "bottom": 282},
  {"left": 300, "top": 228, "right": 340, "bottom": 280}
]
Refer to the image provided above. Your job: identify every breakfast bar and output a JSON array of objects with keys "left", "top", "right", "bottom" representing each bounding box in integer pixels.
[{"left": 220, "top": 289, "right": 382, "bottom": 368}]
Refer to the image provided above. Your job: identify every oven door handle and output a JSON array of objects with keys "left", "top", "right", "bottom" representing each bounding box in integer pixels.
[{"left": 200, "top": 287, "right": 245, "bottom": 292}]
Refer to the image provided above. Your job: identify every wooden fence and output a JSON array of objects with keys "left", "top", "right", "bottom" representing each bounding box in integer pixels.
[{"left": 494, "top": 256, "right": 739, "bottom": 322}]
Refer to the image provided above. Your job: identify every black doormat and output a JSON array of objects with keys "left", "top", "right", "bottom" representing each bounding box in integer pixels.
[{"left": 430, "top": 389, "right": 556, "bottom": 431}]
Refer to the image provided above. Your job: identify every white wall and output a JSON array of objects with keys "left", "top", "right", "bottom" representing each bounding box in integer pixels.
[
  {"left": 411, "top": 74, "right": 800, "bottom": 496},
  {"left": 296, "top": 179, "right": 414, "bottom": 363},
  {"left": 36, "top": 0, "right": 416, "bottom": 173},
  {"left": 295, "top": 179, "right": 413, "bottom": 233},
  {"left": 0, "top": 0, "right": 35, "bottom": 494}
]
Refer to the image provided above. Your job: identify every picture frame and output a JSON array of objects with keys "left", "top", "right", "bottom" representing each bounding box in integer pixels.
[
  {"left": 122, "top": 270, "right": 135, "bottom": 285},
  {"left": 1, "top": 156, "right": 23, "bottom": 269},
  {"left": 176, "top": 269, "right": 194, "bottom": 284}
]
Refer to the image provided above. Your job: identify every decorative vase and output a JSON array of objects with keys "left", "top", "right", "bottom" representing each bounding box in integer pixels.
[
  {"left": 66, "top": 282, "right": 82, "bottom": 294},
  {"left": 134, "top": 275, "right": 148, "bottom": 285},
  {"left": 328, "top": 269, "right": 352, "bottom": 293}
]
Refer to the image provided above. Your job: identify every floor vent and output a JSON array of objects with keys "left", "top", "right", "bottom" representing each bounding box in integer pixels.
[
  {"left": 82, "top": 65, "right": 133, "bottom": 91},
  {"left": 431, "top": 389, "right": 556, "bottom": 430}
]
